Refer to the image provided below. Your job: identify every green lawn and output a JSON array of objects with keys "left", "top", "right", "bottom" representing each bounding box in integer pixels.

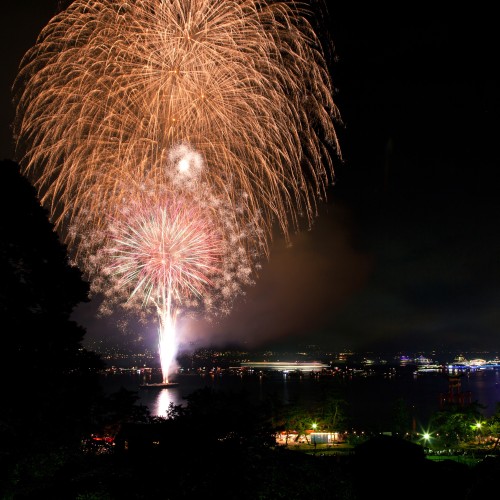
[
  {"left": 281, "top": 441, "right": 497, "bottom": 465},
  {"left": 426, "top": 454, "right": 482, "bottom": 466}
]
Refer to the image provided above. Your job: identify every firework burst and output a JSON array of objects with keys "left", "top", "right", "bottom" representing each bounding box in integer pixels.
[
  {"left": 14, "top": 0, "right": 340, "bottom": 256},
  {"left": 12, "top": 0, "right": 341, "bottom": 382},
  {"left": 95, "top": 189, "right": 226, "bottom": 381},
  {"left": 86, "top": 180, "right": 259, "bottom": 381}
]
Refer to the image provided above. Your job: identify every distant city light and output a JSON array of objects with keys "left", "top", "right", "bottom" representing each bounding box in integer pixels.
[{"left": 240, "top": 361, "right": 329, "bottom": 372}]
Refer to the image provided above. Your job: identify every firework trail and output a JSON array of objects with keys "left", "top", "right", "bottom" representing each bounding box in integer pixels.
[
  {"left": 91, "top": 188, "right": 236, "bottom": 382},
  {"left": 13, "top": 0, "right": 341, "bottom": 382},
  {"left": 84, "top": 179, "right": 259, "bottom": 381}
]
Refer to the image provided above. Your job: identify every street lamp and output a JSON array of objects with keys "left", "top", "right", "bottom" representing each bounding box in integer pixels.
[
  {"left": 418, "top": 428, "right": 433, "bottom": 452},
  {"left": 473, "top": 421, "right": 484, "bottom": 444},
  {"left": 311, "top": 423, "right": 318, "bottom": 448}
]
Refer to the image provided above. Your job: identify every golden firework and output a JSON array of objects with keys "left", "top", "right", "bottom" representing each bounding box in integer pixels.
[
  {"left": 13, "top": 0, "right": 341, "bottom": 381},
  {"left": 14, "top": 0, "right": 341, "bottom": 264}
]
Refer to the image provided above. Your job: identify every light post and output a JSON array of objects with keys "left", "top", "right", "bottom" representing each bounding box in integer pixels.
[
  {"left": 311, "top": 422, "right": 317, "bottom": 449},
  {"left": 473, "top": 421, "right": 484, "bottom": 445},
  {"left": 418, "top": 429, "right": 433, "bottom": 453}
]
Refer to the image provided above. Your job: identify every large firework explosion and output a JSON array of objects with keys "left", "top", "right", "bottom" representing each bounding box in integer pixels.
[
  {"left": 80, "top": 173, "right": 260, "bottom": 382},
  {"left": 89, "top": 186, "right": 256, "bottom": 381},
  {"left": 13, "top": 0, "right": 341, "bottom": 383}
]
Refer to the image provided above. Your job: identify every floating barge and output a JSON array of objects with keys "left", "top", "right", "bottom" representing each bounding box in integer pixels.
[{"left": 139, "top": 382, "right": 179, "bottom": 388}]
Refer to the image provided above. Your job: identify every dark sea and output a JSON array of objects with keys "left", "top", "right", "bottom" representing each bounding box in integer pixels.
[{"left": 99, "top": 365, "right": 500, "bottom": 432}]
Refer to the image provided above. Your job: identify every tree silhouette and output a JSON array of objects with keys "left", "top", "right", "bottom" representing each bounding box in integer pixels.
[
  {"left": 429, "top": 400, "right": 486, "bottom": 448},
  {"left": 0, "top": 160, "right": 104, "bottom": 494},
  {"left": 320, "top": 395, "right": 349, "bottom": 435}
]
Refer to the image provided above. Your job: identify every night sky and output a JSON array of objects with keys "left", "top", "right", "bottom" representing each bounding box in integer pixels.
[{"left": 2, "top": 2, "right": 499, "bottom": 354}]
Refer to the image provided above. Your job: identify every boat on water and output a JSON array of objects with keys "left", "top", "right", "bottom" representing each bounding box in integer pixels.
[
  {"left": 414, "top": 355, "right": 434, "bottom": 365},
  {"left": 480, "top": 358, "right": 500, "bottom": 369},
  {"left": 239, "top": 361, "right": 329, "bottom": 373},
  {"left": 415, "top": 364, "right": 444, "bottom": 374},
  {"left": 446, "top": 354, "right": 470, "bottom": 370},
  {"left": 411, "top": 354, "right": 444, "bottom": 374},
  {"left": 140, "top": 382, "right": 179, "bottom": 388},
  {"left": 446, "top": 354, "right": 500, "bottom": 370}
]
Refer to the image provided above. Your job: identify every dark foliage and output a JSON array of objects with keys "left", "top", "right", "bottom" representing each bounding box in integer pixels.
[
  {"left": 56, "top": 387, "right": 355, "bottom": 499},
  {"left": 1, "top": 159, "right": 499, "bottom": 498},
  {"left": 116, "top": 386, "right": 278, "bottom": 453},
  {"left": 352, "top": 435, "right": 474, "bottom": 499},
  {"left": 0, "top": 160, "right": 105, "bottom": 494}
]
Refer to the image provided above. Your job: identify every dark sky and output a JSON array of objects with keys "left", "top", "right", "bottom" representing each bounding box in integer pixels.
[{"left": 3, "top": 2, "right": 500, "bottom": 354}]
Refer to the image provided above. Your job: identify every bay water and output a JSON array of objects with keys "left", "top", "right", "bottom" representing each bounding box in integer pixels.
[{"left": 99, "top": 366, "right": 500, "bottom": 432}]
